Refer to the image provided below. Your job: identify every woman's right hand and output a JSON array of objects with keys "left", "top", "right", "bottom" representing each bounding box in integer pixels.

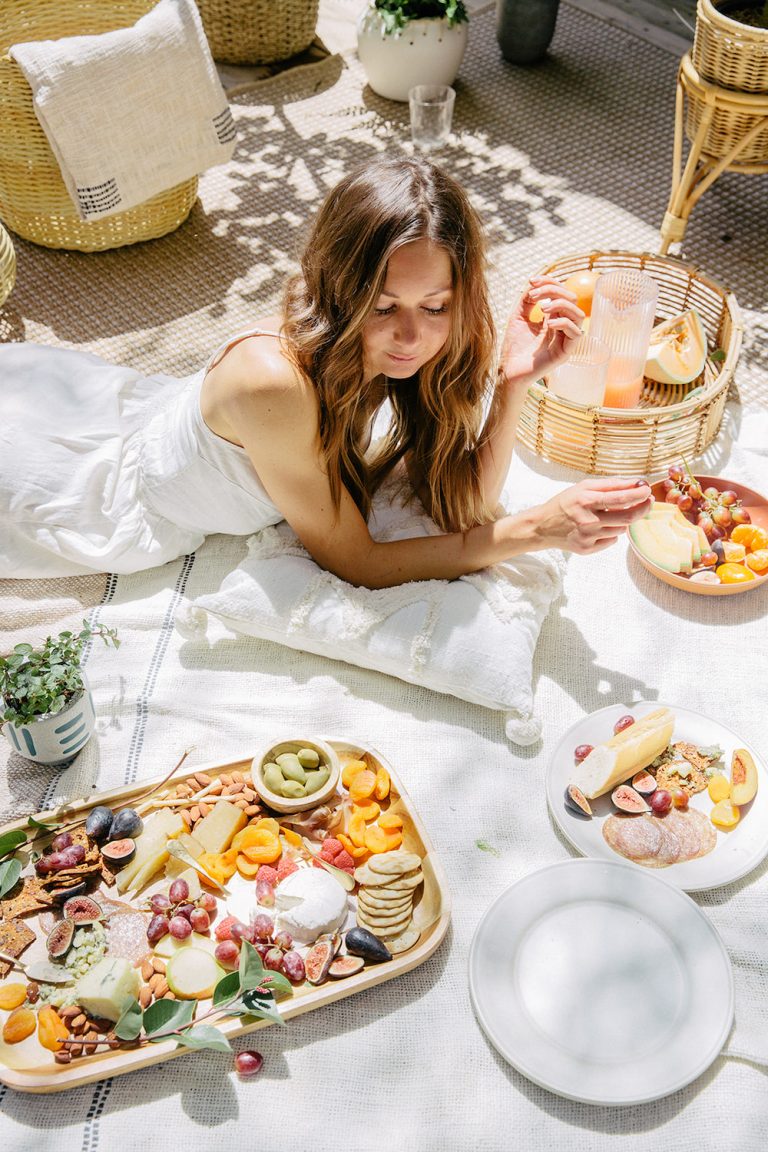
[{"left": 520, "top": 476, "right": 653, "bottom": 554}]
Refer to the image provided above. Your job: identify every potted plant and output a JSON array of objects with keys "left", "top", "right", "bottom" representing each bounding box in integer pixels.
[
  {"left": 357, "top": 0, "right": 470, "bottom": 101},
  {"left": 1, "top": 620, "right": 119, "bottom": 766},
  {"left": 495, "top": 1, "right": 561, "bottom": 65}
]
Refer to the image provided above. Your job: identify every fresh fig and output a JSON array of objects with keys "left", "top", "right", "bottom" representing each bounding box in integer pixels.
[
  {"left": 304, "top": 939, "right": 336, "bottom": 985},
  {"left": 46, "top": 917, "right": 75, "bottom": 959},
  {"left": 107, "top": 808, "right": 143, "bottom": 841},
  {"left": 328, "top": 955, "right": 365, "bottom": 979},
  {"left": 85, "top": 805, "right": 114, "bottom": 842},
  {"left": 564, "top": 783, "right": 592, "bottom": 817},
  {"left": 50, "top": 882, "right": 87, "bottom": 904},
  {"left": 611, "top": 784, "right": 650, "bottom": 814},
  {"left": 344, "top": 926, "right": 392, "bottom": 964},
  {"left": 631, "top": 771, "right": 657, "bottom": 795},
  {"left": 61, "top": 894, "right": 103, "bottom": 924},
  {"left": 100, "top": 838, "right": 136, "bottom": 867}
]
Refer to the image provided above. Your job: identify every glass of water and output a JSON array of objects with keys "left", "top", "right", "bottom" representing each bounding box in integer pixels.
[
  {"left": 548, "top": 334, "right": 611, "bottom": 406},
  {"left": 409, "top": 85, "right": 456, "bottom": 151}
]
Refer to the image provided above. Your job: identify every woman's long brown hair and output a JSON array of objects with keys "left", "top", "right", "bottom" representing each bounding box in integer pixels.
[{"left": 282, "top": 157, "right": 498, "bottom": 533}]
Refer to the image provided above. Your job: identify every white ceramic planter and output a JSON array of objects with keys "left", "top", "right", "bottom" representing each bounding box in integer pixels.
[
  {"left": 1, "top": 680, "right": 96, "bottom": 766},
  {"left": 357, "top": 8, "right": 469, "bottom": 102}
]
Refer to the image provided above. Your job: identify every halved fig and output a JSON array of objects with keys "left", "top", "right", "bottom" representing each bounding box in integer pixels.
[
  {"left": 46, "top": 917, "right": 75, "bottom": 959},
  {"left": 328, "top": 955, "right": 365, "bottom": 979},
  {"left": 100, "top": 838, "right": 136, "bottom": 867},
  {"left": 304, "top": 939, "right": 336, "bottom": 985},
  {"left": 564, "top": 783, "right": 592, "bottom": 817},
  {"left": 61, "top": 894, "right": 103, "bottom": 924},
  {"left": 611, "top": 785, "right": 650, "bottom": 814},
  {"left": 631, "top": 771, "right": 657, "bottom": 795}
]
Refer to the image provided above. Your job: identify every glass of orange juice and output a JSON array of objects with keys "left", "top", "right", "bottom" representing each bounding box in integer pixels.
[{"left": 589, "top": 270, "right": 658, "bottom": 408}]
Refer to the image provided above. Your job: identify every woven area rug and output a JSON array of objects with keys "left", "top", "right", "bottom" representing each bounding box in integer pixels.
[{"left": 1, "top": 3, "right": 768, "bottom": 1149}]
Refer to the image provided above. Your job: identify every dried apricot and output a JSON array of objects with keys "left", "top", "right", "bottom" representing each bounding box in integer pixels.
[
  {"left": 710, "top": 800, "right": 740, "bottom": 829},
  {"left": 348, "top": 810, "right": 368, "bottom": 848},
  {"left": 240, "top": 829, "right": 281, "bottom": 864},
  {"left": 280, "top": 827, "right": 303, "bottom": 849},
  {"left": 0, "top": 984, "right": 27, "bottom": 1011},
  {"left": 199, "top": 847, "right": 238, "bottom": 883},
  {"left": 236, "top": 856, "right": 260, "bottom": 878},
  {"left": 378, "top": 811, "right": 403, "bottom": 830},
  {"left": 341, "top": 759, "right": 368, "bottom": 788},
  {"left": 365, "top": 826, "right": 403, "bottom": 854},
  {"left": 707, "top": 774, "right": 731, "bottom": 803},
  {"left": 352, "top": 800, "right": 380, "bottom": 822},
  {"left": 2, "top": 1007, "right": 36, "bottom": 1045},
  {"left": 373, "top": 767, "right": 390, "bottom": 801},
  {"left": 349, "top": 769, "right": 377, "bottom": 802},
  {"left": 253, "top": 817, "right": 281, "bottom": 838},
  {"left": 337, "top": 832, "right": 368, "bottom": 860},
  {"left": 37, "top": 1005, "right": 68, "bottom": 1052},
  {"left": 745, "top": 549, "right": 768, "bottom": 574}
]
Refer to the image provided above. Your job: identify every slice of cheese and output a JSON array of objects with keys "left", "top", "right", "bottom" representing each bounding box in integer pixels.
[
  {"left": 192, "top": 800, "right": 247, "bottom": 855},
  {"left": 570, "top": 707, "right": 675, "bottom": 799},
  {"left": 74, "top": 957, "right": 140, "bottom": 1022}
]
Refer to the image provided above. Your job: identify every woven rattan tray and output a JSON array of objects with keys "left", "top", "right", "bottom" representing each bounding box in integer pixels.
[
  {"left": 0, "top": 740, "right": 450, "bottom": 1092},
  {"left": 515, "top": 251, "right": 742, "bottom": 476}
]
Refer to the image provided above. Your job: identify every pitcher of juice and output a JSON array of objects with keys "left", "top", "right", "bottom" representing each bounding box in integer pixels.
[{"left": 589, "top": 270, "right": 658, "bottom": 408}]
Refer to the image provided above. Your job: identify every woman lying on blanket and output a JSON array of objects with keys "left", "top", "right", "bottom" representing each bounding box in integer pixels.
[{"left": 0, "top": 157, "right": 651, "bottom": 585}]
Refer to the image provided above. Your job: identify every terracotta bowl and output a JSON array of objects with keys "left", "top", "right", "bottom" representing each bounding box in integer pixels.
[
  {"left": 252, "top": 736, "right": 340, "bottom": 813},
  {"left": 629, "top": 475, "right": 768, "bottom": 596}
]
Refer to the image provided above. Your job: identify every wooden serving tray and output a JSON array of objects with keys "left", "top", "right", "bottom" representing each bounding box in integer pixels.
[{"left": 0, "top": 740, "right": 451, "bottom": 1093}]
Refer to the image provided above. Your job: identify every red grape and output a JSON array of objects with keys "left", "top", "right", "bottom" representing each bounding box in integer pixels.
[
  {"left": 665, "top": 488, "right": 682, "bottom": 505},
  {"left": 668, "top": 466, "right": 684, "bottom": 483},
  {"left": 169, "top": 915, "right": 192, "bottom": 940},
  {"left": 149, "top": 893, "right": 172, "bottom": 915},
  {"left": 677, "top": 494, "right": 694, "bottom": 513},
  {"left": 231, "top": 921, "right": 254, "bottom": 944},
  {"left": 712, "top": 506, "right": 732, "bottom": 529},
  {"left": 719, "top": 490, "right": 738, "bottom": 507},
  {"left": 234, "top": 1050, "right": 263, "bottom": 1079},
  {"left": 214, "top": 940, "right": 240, "bottom": 970},
  {"left": 168, "top": 878, "right": 189, "bottom": 904},
  {"left": 272, "top": 930, "right": 293, "bottom": 952},
  {"left": 574, "top": 744, "right": 594, "bottom": 763},
  {"left": 175, "top": 902, "right": 195, "bottom": 921},
  {"left": 250, "top": 914, "right": 274, "bottom": 942},
  {"left": 700, "top": 551, "right": 718, "bottom": 568},
  {"left": 661, "top": 478, "right": 676, "bottom": 493},
  {"left": 649, "top": 790, "right": 672, "bottom": 815},
  {"left": 198, "top": 892, "right": 217, "bottom": 914},
  {"left": 671, "top": 789, "right": 689, "bottom": 810},
  {"left": 687, "top": 481, "right": 703, "bottom": 501},
  {"left": 255, "top": 880, "right": 275, "bottom": 907},
  {"left": 703, "top": 487, "right": 720, "bottom": 501},
  {"left": 264, "top": 947, "right": 284, "bottom": 972},
  {"left": 51, "top": 832, "right": 73, "bottom": 852},
  {"left": 281, "top": 950, "right": 306, "bottom": 984},
  {"left": 189, "top": 907, "right": 210, "bottom": 933},
  {"left": 731, "top": 506, "right": 751, "bottom": 526},
  {"left": 147, "top": 914, "right": 170, "bottom": 945},
  {"left": 613, "top": 715, "right": 635, "bottom": 735}
]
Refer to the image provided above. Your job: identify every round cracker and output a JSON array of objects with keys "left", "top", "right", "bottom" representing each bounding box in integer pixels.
[
  {"left": 357, "top": 905, "right": 413, "bottom": 927},
  {"left": 354, "top": 865, "right": 421, "bottom": 888},
  {"left": 366, "top": 850, "right": 421, "bottom": 876},
  {"left": 358, "top": 891, "right": 413, "bottom": 914},
  {"left": 381, "top": 926, "right": 421, "bottom": 953},
  {"left": 357, "top": 915, "right": 413, "bottom": 937}
]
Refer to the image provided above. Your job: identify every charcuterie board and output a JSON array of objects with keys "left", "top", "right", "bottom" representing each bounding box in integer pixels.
[{"left": 0, "top": 739, "right": 450, "bottom": 1093}]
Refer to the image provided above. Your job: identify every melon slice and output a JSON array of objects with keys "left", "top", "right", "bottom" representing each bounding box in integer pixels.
[
  {"left": 644, "top": 308, "right": 707, "bottom": 386},
  {"left": 629, "top": 517, "right": 694, "bottom": 573},
  {"left": 165, "top": 948, "right": 225, "bottom": 1000}
]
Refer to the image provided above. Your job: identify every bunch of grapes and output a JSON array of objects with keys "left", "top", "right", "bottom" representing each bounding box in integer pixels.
[
  {"left": 663, "top": 463, "right": 750, "bottom": 543},
  {"left": 145, "top": 877, "right": 218, "bottom": 945}
]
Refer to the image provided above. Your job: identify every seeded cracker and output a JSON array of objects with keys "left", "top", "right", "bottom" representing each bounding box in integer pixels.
[
  {"left": 654, "top": 741, "right": 709, "bottom": 796},
  {"left": 0, "top": 918, "right": 35, "bottom": 977},
  {"left": 0, "top": 874, "right": 54, "bottom": 918}
]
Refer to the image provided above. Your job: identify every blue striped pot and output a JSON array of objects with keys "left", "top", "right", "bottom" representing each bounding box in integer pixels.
[{"left": 1, "top": 680, "right": 96, "bottom": 766}]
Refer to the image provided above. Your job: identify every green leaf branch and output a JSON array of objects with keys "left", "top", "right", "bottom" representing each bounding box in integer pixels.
[{"left": 114, "top": 942, "right": 291, "bottom": 1052}]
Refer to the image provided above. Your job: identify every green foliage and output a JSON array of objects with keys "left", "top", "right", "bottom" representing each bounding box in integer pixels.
[
  {"left": 114, "top": 942, "right": 290, "bottom": 1054},
  {"left": 373, "top": 0, "right": 469, "bottom": 35},
  {"left": 0, "top": 858, "right": 22, "bottom": 900},
  {"left": 0, "top": 619, "right": 119, "bottom": 726},
  {"left": 0, "top": 830, "right": 28, "bottom": 862}
]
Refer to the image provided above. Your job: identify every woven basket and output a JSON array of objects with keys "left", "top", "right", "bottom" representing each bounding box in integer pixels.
[
  {"left": 693, "top": 0, "right": 768, "bottom": 93},
  {"left": 196, "top": 0, "right": 319, "bottom": 65},
  {"left": 0, "top": 221, "right": 16, "bottom": 307},
  {"left": 0, "top": 1, "right": 198, "bottom": 252},
  {"left": 516, "top": 252, "right": 742, "bottom": 477}
]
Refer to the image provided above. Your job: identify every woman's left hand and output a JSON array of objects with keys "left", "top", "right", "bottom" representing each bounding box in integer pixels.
[{"left": 500, "top": 275, "right": 585, "bottom": 385}]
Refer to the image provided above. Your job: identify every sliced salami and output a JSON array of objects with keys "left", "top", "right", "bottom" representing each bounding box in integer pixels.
[{"left": 602, "top": 813, "right": 663, "bottom": 862}]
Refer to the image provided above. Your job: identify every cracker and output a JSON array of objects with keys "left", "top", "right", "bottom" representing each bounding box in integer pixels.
[
  {"left": 381, "top": 926, "right": 421, "bottom": 954},
  {"left": 654, "top": 742, "right": 709, "bottom": 797},
  {"left": 0, "top": 918, "right": 35, "bottom": 977},
  {"left": 366, "top": 851, "right": 421, "bottom": 876},
  {"left": 354, "top": 865, "right": 422, "bottom": 889},
  {"left": 357, "top": 910, "right": 412, "bottom": 934},
  {"left": 358, "top": 891, "right": 413, "bottom": 913},
  {"left": 0, "top": 875, "right": 54, "bottom": 918}
]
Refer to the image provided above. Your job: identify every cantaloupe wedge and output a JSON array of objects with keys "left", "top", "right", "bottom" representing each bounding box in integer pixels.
[{"left": 645, "top": 308, "right": 707, "bottom": 386}]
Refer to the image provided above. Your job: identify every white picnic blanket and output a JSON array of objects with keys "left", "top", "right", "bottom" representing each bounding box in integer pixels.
[{"left": 10, "top": 0, "right": 235, "bottom": 220}]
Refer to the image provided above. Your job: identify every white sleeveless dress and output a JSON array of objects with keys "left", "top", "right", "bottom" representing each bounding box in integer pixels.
[{"left": 0, "top": 329, "right": 284, "bottom": 577}]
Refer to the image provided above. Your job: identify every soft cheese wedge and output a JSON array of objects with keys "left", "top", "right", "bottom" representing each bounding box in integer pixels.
[{"left": 570, "top": 707, "right": 675, "bottom": 799}]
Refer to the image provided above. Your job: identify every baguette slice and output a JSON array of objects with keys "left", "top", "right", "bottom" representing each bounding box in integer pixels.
[{"left": 570, "top": 707, "right": 675, "bottom": 799}]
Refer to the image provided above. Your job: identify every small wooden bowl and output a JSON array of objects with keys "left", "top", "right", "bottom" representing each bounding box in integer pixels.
[
  {"left": 629, "top": 475, "right": 768, "bottom": 596},
  {"left": 252, "top": 736, "right": 341, "bottom": 813}
]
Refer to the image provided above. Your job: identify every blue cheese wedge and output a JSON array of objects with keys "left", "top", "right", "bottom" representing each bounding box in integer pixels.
[{"left": 74, "top": 956, "right": 140, "bottom": 1022}]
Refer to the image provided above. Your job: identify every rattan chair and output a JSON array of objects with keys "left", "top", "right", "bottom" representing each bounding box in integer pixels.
[
  {"left": 516, "top": 251, "right": 742, "bottom": 477},
  {"left": 0, "top": 221, "right": 16, "bottom": 307},
  {"left": 196, "top": 0, "right": 319, "bottom": 66},
  {"left": 0, "top": 2, "right": 198, "bottom": 251}
]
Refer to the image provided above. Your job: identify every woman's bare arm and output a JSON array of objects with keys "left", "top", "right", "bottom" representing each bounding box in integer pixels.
[{"left": 207, "top": 339, "right": 652, "bottom": 590}]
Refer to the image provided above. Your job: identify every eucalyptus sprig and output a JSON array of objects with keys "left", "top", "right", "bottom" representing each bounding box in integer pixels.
[
  {"left": 114, "top": 942, "right": 292, "bottom": 1053},
  {"left": 0, "top": 620, "right": 119, "bottom": 726}
]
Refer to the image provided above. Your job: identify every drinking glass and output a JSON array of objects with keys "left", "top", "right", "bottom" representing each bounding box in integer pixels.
[
  {"left": 588, "top": 270, "right": 659, "bottom": 408},
  {"left": 409, "top": 85, "right": 456, "bottom": 151},
  {"left": 548, "top": 334, "right": 610, "bottom": 406}
]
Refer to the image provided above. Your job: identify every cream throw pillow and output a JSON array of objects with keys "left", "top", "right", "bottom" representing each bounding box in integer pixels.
[{"left": 176, "top": 480, "right": 565, "bottom": 745}]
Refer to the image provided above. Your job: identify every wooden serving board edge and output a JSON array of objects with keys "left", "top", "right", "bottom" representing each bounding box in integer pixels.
[{"left": 0, "top": 740, "right": 452, "bottom": 1093}]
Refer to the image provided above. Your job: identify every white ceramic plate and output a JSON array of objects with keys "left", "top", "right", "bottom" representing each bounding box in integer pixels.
[
  {"left": 469, "top": 859, "right": 734, "bottom": 1106},
  {"left": 546, "top": 702, "right": 768, "bottom": 892}
]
